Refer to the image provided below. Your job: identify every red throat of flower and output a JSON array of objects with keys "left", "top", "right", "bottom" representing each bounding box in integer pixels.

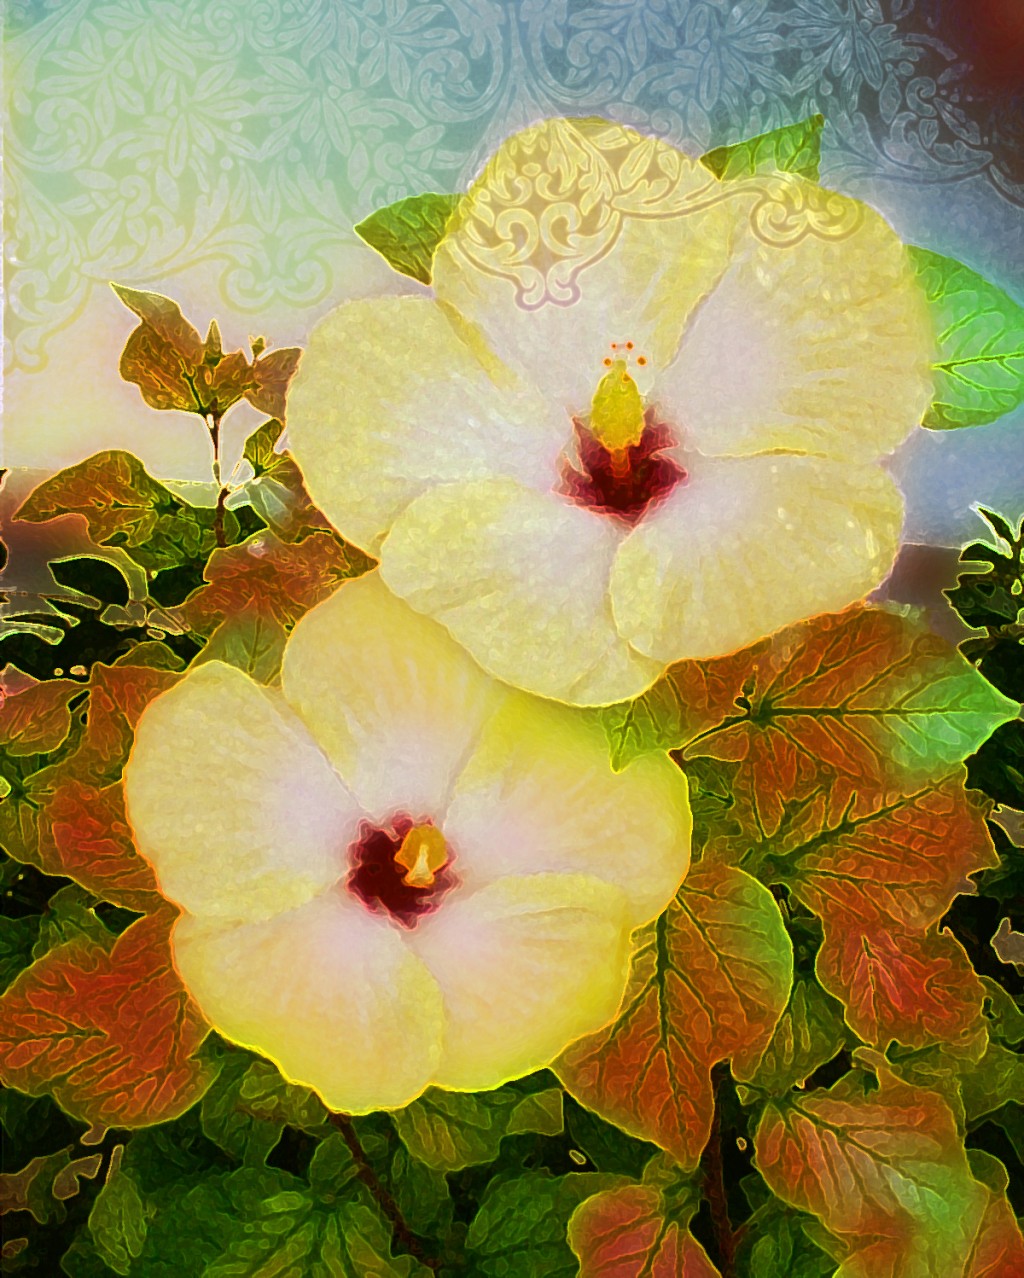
[
  {"left": 559, "top": 409, "right": 686, "bottom": 526},
  {"left": 346, "top": 815, "right": 457, "bottom": 928}
]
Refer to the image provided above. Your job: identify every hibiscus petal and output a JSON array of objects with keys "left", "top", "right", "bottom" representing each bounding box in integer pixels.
[
  {"left": 444, "top": 692, "right": 691, "bottom": 927},
  {"left": 654, "top": 174, "right": 933, "bottom": 461},
  {"left": 609, "top": 453, "right": 903, "bottom": 662},
  {"left": 124, "top": 662, "right": 361, "bottom": 923},
  {"left": 281, "top": 571, "right": 504, "bottom": 821},
  {"left": 405, "top": 873, "right": 631, "bottom": 1091},
  {"left": 379, "top": 477, "right": 662, "bottom": 705},
  {"left": 172, "top": 893, "right": 443, "bottom": 1113},
  {"left": 433, "top": 117, "right": 735, "bottom": 412},
  {"left": 286, "top": 295, "right": 567, "bottom": 550}
]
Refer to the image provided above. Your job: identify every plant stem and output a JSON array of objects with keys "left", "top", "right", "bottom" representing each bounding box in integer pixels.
[
  {"left": 208, "top": 413, "right": 228, "bottom": 548},
  {"left": 328, "top": 1113, "right": 438, "bottom": 1271},
  {"left": 701, "top": 1065, "right": 736, "bottom": 1278}
]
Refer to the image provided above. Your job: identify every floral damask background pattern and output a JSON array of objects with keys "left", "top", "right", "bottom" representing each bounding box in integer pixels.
[{"left": 3, "top": 0, "right": 1022, "bottom": 541}]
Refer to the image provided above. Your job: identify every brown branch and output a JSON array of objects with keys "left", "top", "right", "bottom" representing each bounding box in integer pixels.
[
  {"left": 328, "top": 1113, "right": 439, "bottom": 1271},
  {"left": 701, "top": 1065, "right": 736, "bottom": 1278},
  {"left": 207, "top": 413, "right": 228, "bottom": 548}
]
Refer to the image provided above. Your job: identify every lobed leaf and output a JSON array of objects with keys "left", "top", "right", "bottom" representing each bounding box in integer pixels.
[
  {"left": 908, "top": 248, "right": 1024, "bottom": 431},
  {"left": 0, "top": 911, "right": 213, "bottom": 1129},
  {"left": 555, "top": 861, "right": 792, "bottom": 1166},
  {"left": 568, "top": 1157, "right": 720, "bottom": 1277},
  {"left": 700, "top": 114, "right": 825, "bottom": 182},
  {"left": 754, "top": 1067, "right": 992, "bottom": 1278},
  {"left": 355, "top": 193, "right": 461, "bottom": 285},
  {"left": 601, "top": 607, "right": 1018, "bottom": 827}
]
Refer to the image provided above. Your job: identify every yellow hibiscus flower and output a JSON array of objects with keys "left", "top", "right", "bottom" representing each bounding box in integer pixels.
[
  {"left": 123, "top": 572, "right": 691, "bottom": 1114},
  {"left": 288, "top": 117, "right": 934, "bottom": 707}
]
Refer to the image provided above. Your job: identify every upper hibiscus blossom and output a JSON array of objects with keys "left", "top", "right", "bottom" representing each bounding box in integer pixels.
[
  {"left": 288, "top": 117, "right": 934, "bottom": 706},
  {"left": 123, "top": 572, "right": 691, "bottom": 1114}
]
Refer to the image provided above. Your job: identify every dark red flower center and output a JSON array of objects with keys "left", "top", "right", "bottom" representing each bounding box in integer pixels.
[
  {"left": 345, "top": 814, "right": 457, "bottom": 928},
  {"left": 559, "top": 409, "right": 686, "bottom": 526}
]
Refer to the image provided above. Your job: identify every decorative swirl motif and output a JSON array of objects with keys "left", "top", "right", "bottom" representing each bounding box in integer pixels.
[
  {"left": 749, "top": 177, "right": 865, "bottom": 247},
  {"left": 3, "top": 0, "right": 1019, "bottom": 371},
  {"left": 449, "top": 118, "right": 723, "bottom": 308}
]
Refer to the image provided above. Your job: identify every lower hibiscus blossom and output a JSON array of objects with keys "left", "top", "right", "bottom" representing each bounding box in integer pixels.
[{"left": 123, "top": 572, "right": 692, "bottom": 1113}]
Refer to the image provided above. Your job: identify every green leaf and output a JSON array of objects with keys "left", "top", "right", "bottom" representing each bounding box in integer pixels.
[
  {"left": 193, "top": 606, "right": 287, "bottom": 684},
  {"left": 240, "top": 418, "right": 333, "bottom": 542},
  {"left": 735, "top": 974, "right": 850, "bottom": 1098},
  {"left": 88, "top": 1151, "right": 152, "bottom": 1275},
  {"left": 391, "top": 1084, "right": 564, "bottom": 1173},
  {"left": 15, "top": 451, "right": 219, "bottom": 573},
  {"left": 886, "top": 1038, "right": 1024, "bottom": 1129},
  {"left": 737, "top": 1202, "right": 838, "bottom": 1278},
  {"left": 199, "top": 1049, "right": 285, "bottom": 1167},
  {"left": 981, "top": 976, "right": 1024, "bottom": 1045},
  {"left": 700, "top": 114, "right": 825, "bottom": 182},
  {"left": 466, "top": 1171, "right": 626, "bottom": 1277},
  {"left": 354, "top": 193, "right": 461, "bottom": 285},
  {"left": 31, "top": 884, "right": 111, "bottom": 961},
  {"left": 0, "top": 915, "right": 40, "bottom": 994},
  {"left": 908, "top": 247, "right": 1024, "bottom": 430}
]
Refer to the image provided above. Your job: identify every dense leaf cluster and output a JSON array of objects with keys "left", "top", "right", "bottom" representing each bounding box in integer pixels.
[{"left": 1, "top": 115, "right": 1022, "bottom": 1276}]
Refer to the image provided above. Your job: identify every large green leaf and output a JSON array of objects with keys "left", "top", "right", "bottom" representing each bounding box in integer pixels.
[
  {"left": 909, "top": 247, "right": 1024, "bottom": 430},
  {"left": 700, "top": 114, "right": 825, "bottom": 182},
  {"left": 354, "top": 193, "right": 461, "bottom": 285}
]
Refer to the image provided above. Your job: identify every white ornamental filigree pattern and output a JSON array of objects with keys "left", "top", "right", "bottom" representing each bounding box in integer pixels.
[{"left": 4, "top": 0, "right": 1020, "bottom": 371}]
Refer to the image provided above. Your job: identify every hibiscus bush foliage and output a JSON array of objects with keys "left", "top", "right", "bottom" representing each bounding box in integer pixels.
[{"left": 1, "top": 117, "right": 1023, "bottom": 1277}]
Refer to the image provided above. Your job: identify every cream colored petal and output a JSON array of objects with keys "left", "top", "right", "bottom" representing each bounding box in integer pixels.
[
  {"left": 379, "top": 477, "right": 662, "bottom": 706},
  {"left": 172, "top": 892, "right": 443, "bottom": 1114},
  {"left": 444, "top": 692, "right": 690, "bottom": 928},
  {"left": 280, "top": 570, "right": 505, "bottom": 821},
  {"left": 286, "top": 295, "right": 567, "bottom": 551},
  {"left": 433, "top": 117, "right": 736, "bottom": 412},
  {"left": 655, "top": 173, "right": 934, "bottom": 461},
  {"left": 610, "top": 453, "right": 904, "bottom": 663},
  {"left": 124, "top": 662, "right": 361, "bottom": 924},
  {"left": 405, "top": 873, "right": 631, "bottom": 1091}
]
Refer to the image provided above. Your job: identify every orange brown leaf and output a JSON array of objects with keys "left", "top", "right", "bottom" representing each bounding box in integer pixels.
[
  {"left": 245, "top": 347, "right": 303, "bottom": 420},
  {"left": 555, "top": 861, "right": 792, "bottom": 1167},
  {"left": 754, "top": 1068, "right": 994, "bottom": 1278},
  {"left": 568, "top": 1183, "right": 720, "bottom": 1277},
  {"left": 816, "top": 916, "right": 988, "bottom": 1051},
  {"left": 0, "top": 911, "right": 213, "bottom": 1129},
  {"left": 0, "top": 679, "right": 82, "bottom": 757},
  {"left": 181, "top": 530, "right": 374, "bottom": 635},
  {"left": 35, "top": 779, "right": 161, "bottom": 912},
  {"left": 603, "top": 606, "right": 1017, "bottom": 829}
]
